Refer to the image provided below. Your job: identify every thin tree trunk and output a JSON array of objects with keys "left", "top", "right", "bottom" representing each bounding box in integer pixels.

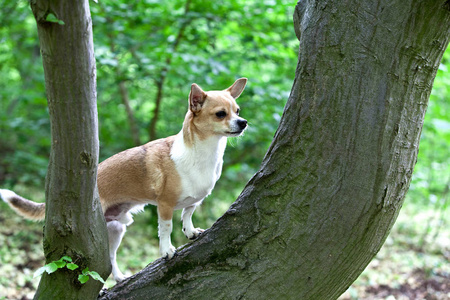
[
  {"left": 30, "top": 1, "right": 110, "bottom": 299},
  {"left": 104, "top": 15, "right": 141, "bottom": 146},
  {"left": 148, "top": 0, "right": 192, "bottom": 141},
  {"left": 100, "top": 0, "right": 450, "bottom": 299},
  {"left": 118, "top": 80, "right": 141, "bottom": 146},
  {"left": 148, "top": 77, "right": 165, "bottom": 141}
]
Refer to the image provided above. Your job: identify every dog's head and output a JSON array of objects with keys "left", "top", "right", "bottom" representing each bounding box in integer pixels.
[{"left": 188, "top": 78, "right": 248, "bottom": 138}]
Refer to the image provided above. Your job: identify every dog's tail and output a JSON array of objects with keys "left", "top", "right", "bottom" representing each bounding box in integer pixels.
[{"left": 0, "top": 189, "right": 45, "bottom": 221}]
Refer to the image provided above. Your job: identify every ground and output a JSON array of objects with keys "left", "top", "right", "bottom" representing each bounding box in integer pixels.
[
  {"left": 0, "top": 190, "right": 448, "bottom": 300},
  {"left": 340, "top": 204, "right": 449, "bottom": 300}
]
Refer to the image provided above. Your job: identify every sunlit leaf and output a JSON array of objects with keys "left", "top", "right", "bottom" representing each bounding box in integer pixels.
[
  {"left": 78, "top": 274, "right": 90, "bottom": 284},
  {"left": 88, "top": 271, "right": 106, "bottom": 284},
  {"left": 67, "top": 263, "right": 79, "bottom": 270}
]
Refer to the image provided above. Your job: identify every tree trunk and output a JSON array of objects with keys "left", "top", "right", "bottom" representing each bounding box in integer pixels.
[
  {"left": 148, "top": 0, "right": 192, "bottom": 141},
  {"left": 101, "top": 0, "right": 450, "bottom": 299},
  {"left": 118, "top": 80, "right": 141, "bottom": 146},
  {"left": 30, "top": 1, "right": 110, "bottom": 299},
  {"left": 105, "top": 22, "right": 141, "bottom": 146}
]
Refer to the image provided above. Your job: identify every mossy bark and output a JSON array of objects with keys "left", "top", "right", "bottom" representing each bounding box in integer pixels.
[
  {"left": 30, "top": 1, "right": 111, "bottom": 299},
  {"left": 100, "top": 0, "right": 448, "bottom": 299}
]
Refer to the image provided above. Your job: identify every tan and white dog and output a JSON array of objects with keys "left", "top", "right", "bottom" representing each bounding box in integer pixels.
[{"left": 0, "top": 78, "right": 248, "bottom": 282}]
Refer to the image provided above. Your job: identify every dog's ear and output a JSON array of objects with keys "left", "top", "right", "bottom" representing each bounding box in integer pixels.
[
  {"left": 226, "top": 78, "right": 247, "bottom": 99},
  {"left": 189, "top": 83, "right": 207, "bottom": 113}
]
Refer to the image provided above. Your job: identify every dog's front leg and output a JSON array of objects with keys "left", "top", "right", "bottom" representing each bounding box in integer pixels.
[
  {"left": 182, "top": 204, "right": 204, "bottom": 240},
  {"left": 157, "top": 204, "right": 176, "bottom": 259}
]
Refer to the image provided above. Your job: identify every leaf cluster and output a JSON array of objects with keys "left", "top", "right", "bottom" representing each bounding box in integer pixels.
[{"left": 33, "top": 256, "right": 105, "bottom": 285}]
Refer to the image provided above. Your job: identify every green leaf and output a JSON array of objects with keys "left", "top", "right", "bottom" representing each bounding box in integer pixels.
[
  {"left": 78, "top": 274, "right": 90, "bottom": 284},
  {"left": 33, "top": 266, "right": 47, "bottom": 278},
  {"left": 79, "top": 267, "right": 105, "bottom": 284},
  {"left": 33, "top": 256, "right": 75, "bottom": 278},
  {"left": 54, "top": 260, "right": 66, "bottom": 268},
  {"left": 44, "top": 262, "right": 59, "bottom": 274},
  {"left": 61, "top": 256, "right": 73, "bottom": 262},
  {"left": 45, "top": 13, "right": 65, "bottom": 25},
  {"left": 88, "top": 271, "right": 106, "bottom": 284},
  {"left": 67, "top": 263, "right": 79, "bottom": 271}
]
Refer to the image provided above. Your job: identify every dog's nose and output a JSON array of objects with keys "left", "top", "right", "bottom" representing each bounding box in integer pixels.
[{"left": 237, "top": 119, "right": 247, "bottom": 130}]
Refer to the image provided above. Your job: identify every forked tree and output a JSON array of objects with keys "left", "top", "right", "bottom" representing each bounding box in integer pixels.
[
  {"left": 29, "top": 0, "right": 449, "bottom": 299},
  {"left": 100, "top": 0, "right": 450, "bottom": 299}
]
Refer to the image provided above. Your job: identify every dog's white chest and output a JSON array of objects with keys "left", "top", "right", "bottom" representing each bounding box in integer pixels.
[{"left": 170, "top": 134, "right": 226, "bottom": 209}]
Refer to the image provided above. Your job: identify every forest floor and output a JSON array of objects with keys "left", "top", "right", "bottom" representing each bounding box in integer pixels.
[
  {"left": 0, "top": 193, "right": 448, "bottom": 300},
  {"left": 339, "top": 203, "right": 449, "bottom": 300}
]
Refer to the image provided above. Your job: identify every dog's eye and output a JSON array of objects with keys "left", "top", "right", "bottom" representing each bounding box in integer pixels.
[
  {"left": 215, "top": 111, "right": 227, "bottom": 119},
  {"left": 236, "top": 108, "right": 240, "bottom": 115}
]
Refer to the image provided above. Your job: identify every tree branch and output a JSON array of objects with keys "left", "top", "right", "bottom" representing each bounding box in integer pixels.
[
  {"left": 148, "top": 0, "right": 193, "bottom": 141},
  {"left": 103, "top": 8, "right": 141, "bottom": 146}
]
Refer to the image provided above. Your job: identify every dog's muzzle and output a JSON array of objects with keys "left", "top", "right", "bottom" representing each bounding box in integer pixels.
[
  {"left": 237, "top": 119, "right": 248, "bottom": 131},
  {"left": 227, "top": 118, "right": 248, "bottom": 136}
]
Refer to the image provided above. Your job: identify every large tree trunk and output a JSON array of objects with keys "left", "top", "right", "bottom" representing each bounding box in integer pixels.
[
  {"left": 101, "top": 0, "right": 450, "bottom": 299},
  {"left": 30, "top": 1, "right": 110, "bottom": 299}
]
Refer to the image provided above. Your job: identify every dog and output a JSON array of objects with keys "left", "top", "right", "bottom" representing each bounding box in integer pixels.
[{"left": 0, "top": 78, "right": 248, "bottom": 282}]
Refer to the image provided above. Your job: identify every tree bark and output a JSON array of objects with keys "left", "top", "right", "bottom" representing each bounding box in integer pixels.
[
  {"left": 30, "top": 1, "right": 110, "bottom": 299},
  {"left": 100, "top": 0, "right": 450, "bottom": 299}
]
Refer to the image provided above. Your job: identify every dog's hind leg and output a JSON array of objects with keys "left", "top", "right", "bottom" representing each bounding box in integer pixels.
[{"left": 107, "top": 220, "right": 127, "bottom": 282}]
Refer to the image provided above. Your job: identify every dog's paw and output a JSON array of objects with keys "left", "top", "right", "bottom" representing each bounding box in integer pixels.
[
  {"left": 183, "top": 227, "right": 205, "bottom": 240},
  {"left": 161, "top": 245, "right": 176, "bottom": 259},
  {"left": 99, "top": 288, "right": 108, "bottom": 297},
  {"left": 112, "top": 271, "right": 127, "bottom": 283}
]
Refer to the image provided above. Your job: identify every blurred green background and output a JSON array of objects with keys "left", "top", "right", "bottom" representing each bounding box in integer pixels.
[{"left": 0, "top": 1, "right": 448, "bottom": 299}]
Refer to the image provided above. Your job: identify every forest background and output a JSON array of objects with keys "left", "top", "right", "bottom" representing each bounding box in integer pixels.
[{"left": 0, "top": 1, "right": 448, "bottom": 299}]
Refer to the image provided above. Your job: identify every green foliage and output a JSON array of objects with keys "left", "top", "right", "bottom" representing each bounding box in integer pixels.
[
  {"left": 0, "top": 1, "right": 448, "bottom": 296},
  {"left": 78, "top": 268, "right": 106, "bottom": 284},
  {"left": 0, "top": 0, "right": 448, "bottom": 247},
  {"left": 33, "top": 256, "right": 105, "bottom": 285},
  {"left": 0, "top": 0, "right": 298, "bottom": 221},
  {"left": 33, "top": 256, "right": 77, "bottom": 278}
]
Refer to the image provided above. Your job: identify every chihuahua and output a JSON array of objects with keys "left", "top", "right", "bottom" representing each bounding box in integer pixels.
[{"left": 0, "top": 78, "right": 248, "bottom": 282}]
